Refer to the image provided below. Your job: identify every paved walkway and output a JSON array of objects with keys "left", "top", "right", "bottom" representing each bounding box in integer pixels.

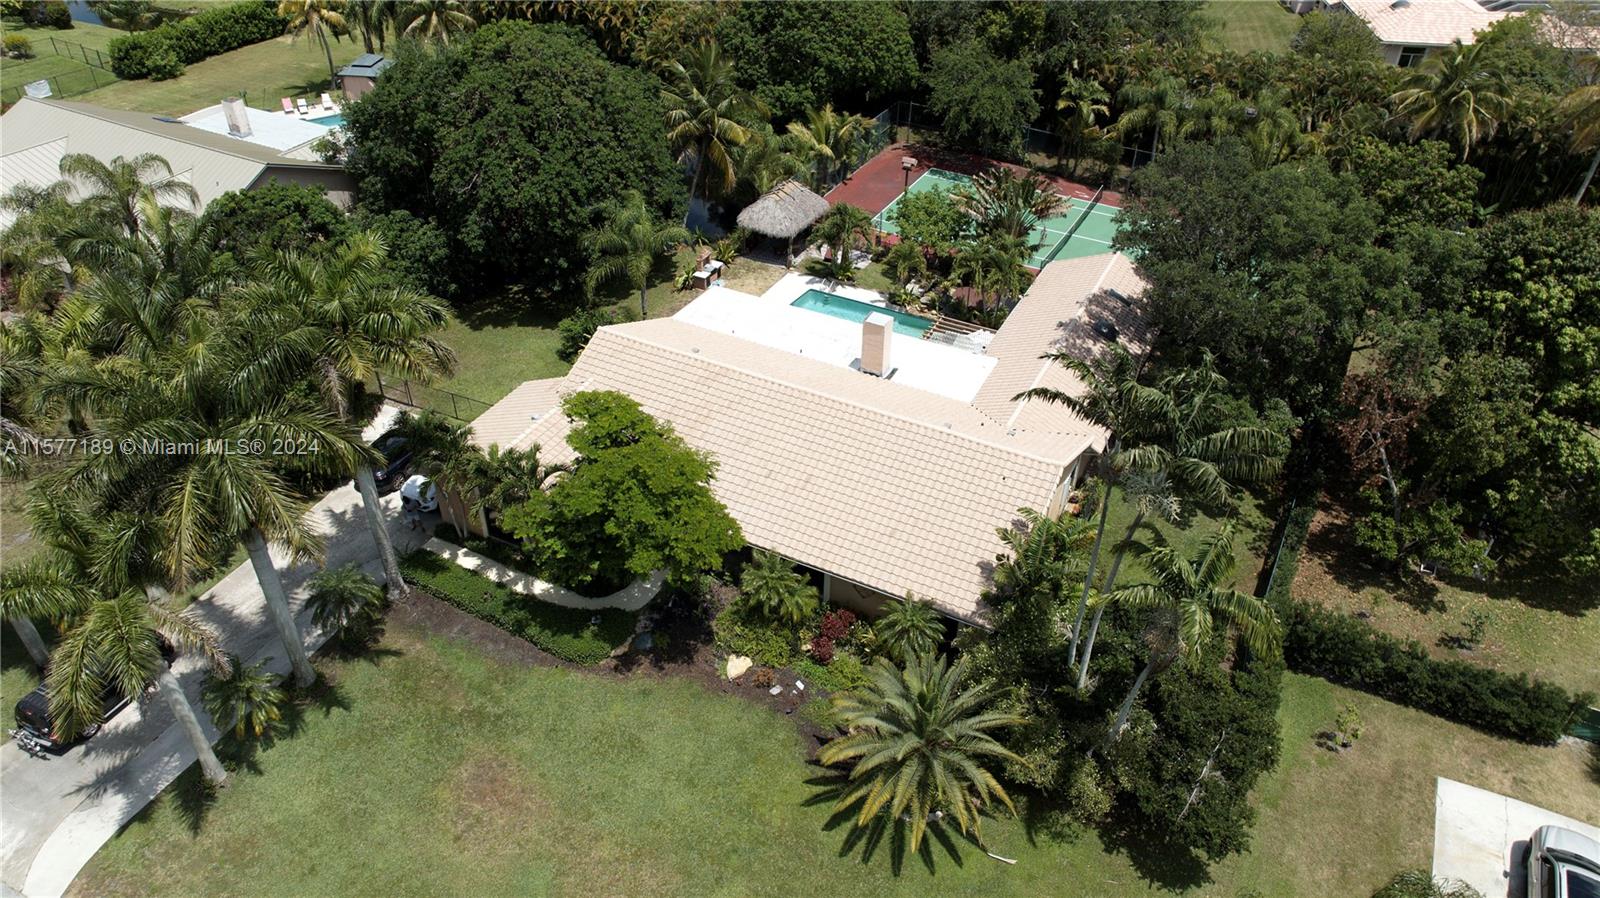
[
  {"left": 0, "top": 407, "right": 424, "bottom": 898},
  {"left": 422, "top": 538, "right": 664, "bottom": 610}
]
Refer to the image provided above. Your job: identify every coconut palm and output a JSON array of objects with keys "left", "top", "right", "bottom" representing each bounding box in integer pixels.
[
  {"left": 738, "top": 549, "right": 818, "bottom": 626},
  {"left": 810, "top": 202, "right": 874, "bottom": 266},
  {"left": 395, "top": 0, "right": 476, "bottom": 44},
  {"left": 1056, "top": 75, "right": 1110, "bottom": 175},
  {"left": 1015, "top": 343, "right": 1149, "bottom": 669},
  {"left": 660, "top": 40, "right": 764, "bottom": 220},
  {"left": 1101, "top": 524, "right": 1281, "bottom": 743},
  {"left": 1115, "top": 74, "right": 1190, "bottom": 157},
  {"left": 818, "top": 653, "right": 1023, "bottom": 852},
  {"left": 56, "top": 153, "right": 199, "bottom": 237},
  {"left": 305, "top": 564, "right": 386, "bottom": 642},
  {"left": 582, "top": 190, "right": 690, "bottom": 319},
  {"left": 50, "top": 592, "right": 233, "bottom": 783},
  {"left": 785, "top": 103, "right": 877, "bottom": 189},
  {"left": 953, "top": 167, "right": 1067, "bottom": 242},
  {"left": 874, "top": 593, "right": 944, "bottom": 662},
  {"left": 1558, "top": 79, "right": 1600, "bottom": 204},
  {"left": 278, "top": 0, "right": 349, "bottom": 89},
  {"left": 1388, "top": 40, "right": 1514, "bottom": 161},
  {"left": 735, "top": 126, "right": 808, "bottom": 197},
  {"left": 236, "top": 230, "right": 456, "bottom": 596},
  {"left": 202, "top": 656, "right": 286, "bottom": 741},
  {"left": 346, "top": 0, "right": 395, "bottom": 52}
]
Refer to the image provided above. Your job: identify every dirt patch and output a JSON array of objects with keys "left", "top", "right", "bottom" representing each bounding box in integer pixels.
[{"left": 441, "top": 751, "right": 551, "bottom": 857}]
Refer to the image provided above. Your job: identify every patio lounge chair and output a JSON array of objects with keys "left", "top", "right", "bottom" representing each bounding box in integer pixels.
[
  {"left": 320, "top": 92, "right": 335, "bottom": 110},
  {"left": 296, "top": 98, "right": 310, "bottom": 115},
  {"left": 281, "top": 97, "right": 294, "bottom": 114}
]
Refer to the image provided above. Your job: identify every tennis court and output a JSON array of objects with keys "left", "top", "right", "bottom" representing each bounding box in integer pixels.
[{"left": 871, "top": 167, "right": 1122, "bottom": 269}]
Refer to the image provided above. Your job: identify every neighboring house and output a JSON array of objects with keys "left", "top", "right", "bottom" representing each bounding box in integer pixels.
[
  {"left": 468, "top": 253, "right": 1149, "bottom": 626},
  {"left": 337, "top": 53, "right": 393, "bottom": 102},
  {"left": 0, "top": 97, "right": 353, "bottom": 227},
  {"left": 1313, "top": 0, "right": 1512, "bottom": 66}
]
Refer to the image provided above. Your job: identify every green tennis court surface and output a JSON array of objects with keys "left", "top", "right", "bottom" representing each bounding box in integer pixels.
[{"left": 872, "top": 168, "right": 1122, "bottom": 268}]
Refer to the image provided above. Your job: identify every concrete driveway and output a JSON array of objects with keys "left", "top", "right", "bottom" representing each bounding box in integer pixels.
[
  {"left": 1432, "top": 777, "right": 1600, "bottom": 898},
  {"left": 0, "top": 407, "right": 431, "bottom": 898}
]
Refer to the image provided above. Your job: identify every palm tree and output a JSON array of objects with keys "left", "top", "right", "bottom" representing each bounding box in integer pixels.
[
  {"left": 0, "top": 561, "right": 71, "bottom": 668},
  {"left": 660, "top": 40, "right": 765, "bottom": 221},
  {"left": 990, "top": 508, "right": 1096, "bottom": 609},
  {"left": 346, "top": 0, "right": 394, "bottom": 53},
  {"left": 738, "top": 550, "right": 818, "bottom": 626},
  {"left": 50, "top": 592, "right": 233, "bottom": 784},
  {"left": 458, "top": 444, "right": 565, "bottom": 524},
  {"left": 874, "top": 593, "right": 943, "bottom": 662},
  {"left": 818, "top": 653, "right": 1023, "bottom": 852},
  {"left": 1557, "top": 80, "right": 1600, "bottom": 204},
  {"left": 950, "top": 234, "right": 1031, "bottom": 309},
  {"left": 1016, "top": 343, "right": 1149, "bottom": 670},
  {"left": 278, "top": 0, "right": 349, "bottom": 89},
  {"left": 953, "top": 167, "right": 1067, "bottom": 242},
  {"left": 305, "top": 564, "right": 386, "bottom": 643},
  {"left": 1056, "top": 75, "right": 1110, "bottom": 176},
  {"left": 1116, "top": 74, "right": 1189, "bottom": 157},
  {"left": 1389, "top": 40, "right": 1514, "bottom": 161},
  {"left": 810, "top": 202, "right": 874, "bottom": 266},
  {"left": 237, "top": 231, "right": 456, "bottom": 596},
  {"left": 734, "top": 126, "right": 808, "bottom": 198},
  {"left": 1101, "top": 524, "right": 1281, "bottom": 743},
  {"left": 1242, "top": 87, "right": 1302, "bottom": 168},
  {"left": 582, "top": 190, "right": 690, "bottom": 319},
  {"left": 56, "top": 153, "right": 198, "bottom": 236},
  {"left": 1177, "top": 87, "right": 1246, "bottom": 141},
  {"left": 785, "top": 103, "right": 876, "bottom": 189},
  {"left": 202, "top": 656, "right": 286, "bottom": 741},
  {"left": 1, "top": 182, "right": 80, "bottom": 313},
  {"left": 395, "top": 0, "right": 476, "bottom": 44}
]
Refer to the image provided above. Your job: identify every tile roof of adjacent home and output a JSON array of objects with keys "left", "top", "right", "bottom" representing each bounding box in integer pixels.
[
  {"left": 471, "top": 252, "right": 1149, "bottom": 623},
  {"left": 1332, "top": 0, "right": 1509, "bottom": 47}
]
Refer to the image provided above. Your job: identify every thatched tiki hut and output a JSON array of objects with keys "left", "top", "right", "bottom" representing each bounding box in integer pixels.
[{"left": 736, "top": 180, "right": 830, "bottom": 267}]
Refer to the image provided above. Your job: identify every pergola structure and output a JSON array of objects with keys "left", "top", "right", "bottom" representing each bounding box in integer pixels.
[{"left": 735, "top": 179, "right": 829, "bottom": 267}]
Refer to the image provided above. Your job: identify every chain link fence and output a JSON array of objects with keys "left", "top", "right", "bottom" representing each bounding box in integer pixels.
[
  {"left": 1, "top": 35, "right": 123, "bottom": 104},
  {"left": 370, "top": 373, "right": 493, "bottom": 423}
]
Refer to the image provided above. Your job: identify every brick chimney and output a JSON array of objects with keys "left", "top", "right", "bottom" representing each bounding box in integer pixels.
[
  {"left": 861, "top": 311, "right": 893, "bottom": 377},
  {"left": 221, "top": 97, "right": 251, "bottom": 138}
]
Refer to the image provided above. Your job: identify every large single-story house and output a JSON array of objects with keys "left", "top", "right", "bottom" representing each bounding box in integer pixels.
[
  {"left": 0, "top": 97, "right": 353, "bottom": 227},
  {"left": 467, "top": 253, "right": 1149, "bottom": 626},
  {"left": 1287, "top": 0, "right": 1597, "bottom": 65}
]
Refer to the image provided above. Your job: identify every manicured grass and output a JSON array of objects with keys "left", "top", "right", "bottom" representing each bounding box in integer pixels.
[
  {"left": 0, "top": 623, "right": 42, "bottom": 733},
  {"left": 0, "top": 22, "right": 124, "bottom": 100},
  {"left": 70, "top": 617, "right": 1598, "bottom": 898},
  {"left": 1099, "top": 484, "right": 1278, "bottom": 595},
  {"left": 1202, "top": 0, "right": 1302, "bottom": 55},
  {"left": 1293, "top": 500, "right": 1600, "bottom": 695},
  {"left": 75, "top": 32, "right": 364, "bottom": 116}
]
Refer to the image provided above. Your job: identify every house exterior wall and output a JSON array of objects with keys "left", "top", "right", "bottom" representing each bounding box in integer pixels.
[
  {"left": 251, "top": 166, "right": 356, "bottom": 209},
  {"left": 822, "top": 574, "right": 894, "bottom": 619},
  {"left": 341, "top": 75, "right": 378, "bottom": 101}
]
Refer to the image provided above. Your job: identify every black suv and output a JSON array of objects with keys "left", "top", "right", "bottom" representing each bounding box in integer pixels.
[{"left": 369, "top": 430, "right": 414, "bottom": 495}]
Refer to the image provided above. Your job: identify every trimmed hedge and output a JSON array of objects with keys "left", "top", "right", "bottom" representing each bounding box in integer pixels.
[
  {"left": 109, "top": 1, "right": 285, "bottom": 79},
  {"left": 400, "top": 549, "right": 636, "bottom": 666}
]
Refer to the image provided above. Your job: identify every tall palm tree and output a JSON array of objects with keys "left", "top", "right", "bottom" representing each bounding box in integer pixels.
[
  {"left": 785, "top": 103, "right": 876, "bottom": 189},
  {"left": 1101, "top": 524, "right": 1281, "bottom": 743},
  {"left": 237, "top": 231, "right": 456, "bottom": 596},
  {"left": 1558, "top": 79, "right": 1600, "bottom": 204},
  {"left": 1056, "top": 75, "right": 1110, "bottom": 176},
  {"left": 810, "top": 202, "right": 874, "bottom": 266},
  {"left": 395, "top": 0, "right": 476, "bottom": 45},
  {"left": 738, "top": 550, "right": 818, "bottom": 626},
  {"left": 660, "top": 40, "right": 765, "bottom": 221},
  {"left": 1388, "top": 40, "right": 1514, "bottom": 161},
  {"left": 735, "top": 126, "right": 808, "bottom": 197},
  {"left": 1074, "top": 358, "right": 1286, "bottom": 688},
  {"left": 950, "top": 234, "right": 1031, "bottom": 309},
  {"left": 279, "top": 0, "right": 348, "bottom": 88},
  {"left": 1016, "top": 343, "right": 1149, "bottom": 669},
  {"left": 954, "top": 167, "right": 1067, "bottom": 242},
  {"left": 56, "top": 153, "right": 199, "bottom": 237},
  {"left": 1, "top": 182, "right": 80, "bottom": 312},
  {"left": 818, "top": 653, "right": 1023, "bottom": 852},
  {"left": 582, "top": 190, "right": 690, "bottom": 318},
  {"left": 1115, "top": 74, "right": 1189, "bottom": 158},
  {"left": 874, "top": 594, "right": 943, "bottom": 662}
]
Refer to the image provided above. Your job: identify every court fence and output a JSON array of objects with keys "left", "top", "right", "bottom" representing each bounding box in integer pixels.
[
  {"left": 370, "top": 373, "right": 493, "bottom": 423},
  {"left": 0, "top": 37, "right": 122, "bottom": 104}
]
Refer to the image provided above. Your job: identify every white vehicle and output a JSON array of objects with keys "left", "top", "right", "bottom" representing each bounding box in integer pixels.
[
  {"left": 399, "top": 474, "right": 438, "bottom": 513},
  {"left": 1528, "top": 826, "right": 1600, "bottom": 898}
]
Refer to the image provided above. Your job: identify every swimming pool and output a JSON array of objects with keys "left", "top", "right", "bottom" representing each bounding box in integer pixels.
[
  {"left": 790, "top": 290, "right": 932, "bottom": 337},
  {"left": 309, "top": 113, "right": 345, "bottom": 128}
]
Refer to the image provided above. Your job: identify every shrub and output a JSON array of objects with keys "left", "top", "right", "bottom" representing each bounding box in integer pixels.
[
  {"left": 796, "top": 652, "right": 870, "bottom": 693},
  {"left": 556, "top": 307, "right": 622, "bottom": 363},
  {"left": 1282, "top": 601, "right": 1590, "bottom": 744},
  {"left": 1371, "top": 870, "right": 1482, "bottom": 898},
  {"left": 143, "top": 42, "right": 183, "bottom": 79},
  {"left": 108, "top": 0, "right": 284, "bottom": 78},
  {"left": 3, "top": 34, "right": 33, "bottom": 57},
  {"left": 201, "top": 656, "right": 286, "bottom": 742},
  {"left": 349, "top": 209, "right": 455, "bottom": 299},
  {"left": 26, "top": 0, "right": 71, "bottom": 28},
  {"left": 400, "top": 550, "right": 635, "bottom": 665},
  {"left": 807, "top": 634, "right": 835, "bottom": 664},
  {"left": 818, "top": 608, "right": 854, "bottom": 642},
  {"left": 712, "top": 602, "right": 796, "bottom": 667}
]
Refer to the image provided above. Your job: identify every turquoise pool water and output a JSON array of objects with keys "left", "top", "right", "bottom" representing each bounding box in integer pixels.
[
  {"left": 790, "top": 290, "right": 932, "bottom": 337},
  {"left": 309, "top": 113, "right": 345, "bottom": 127}
]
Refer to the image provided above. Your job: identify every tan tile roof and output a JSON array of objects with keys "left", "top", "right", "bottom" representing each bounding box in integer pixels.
[
  {"left": 472, "top": 254, "right": 1146, "bottom": 622},
  {"left": 1335, "top": 0, "right": 1508, "bottom": 47}
]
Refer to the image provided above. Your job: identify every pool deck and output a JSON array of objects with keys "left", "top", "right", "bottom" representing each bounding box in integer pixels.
[{"left": 825, "top": 142, "right": 1121, "bottom": 220}]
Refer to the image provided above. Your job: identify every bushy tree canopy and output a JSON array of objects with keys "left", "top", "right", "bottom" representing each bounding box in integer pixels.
[
  {"left": 201, "top": 181, "right": 348, "bottom": 260},
  {"left": 342, "top": 23, "right": 685, "bottom": 301},
  {"left": 925, "top": 40, "right": 1040, "bottom": 159}
]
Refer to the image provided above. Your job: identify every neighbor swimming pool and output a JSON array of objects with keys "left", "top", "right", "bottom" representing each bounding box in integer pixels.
[
  {"left": 790, "top": 290, "right": 932, "bottom": 337},
  {"left": 309, "top": 113, "right": 345, "bottom": 128}
]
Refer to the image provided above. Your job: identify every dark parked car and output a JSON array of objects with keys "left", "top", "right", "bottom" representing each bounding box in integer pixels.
[
  {"left": 14, "top": 682, "right": 133, "bottom": 753},
  {"left": 368, "top": 430, "right": 413, "bottom": 495}
]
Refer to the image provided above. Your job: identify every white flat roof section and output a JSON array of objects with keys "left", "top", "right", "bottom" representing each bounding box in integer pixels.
[
  {"left": 1432, "top": 777, "right": 1600, "bottom": 898},
  {"left": 179, "top": 103, "right": 332, "bottom": 155}
]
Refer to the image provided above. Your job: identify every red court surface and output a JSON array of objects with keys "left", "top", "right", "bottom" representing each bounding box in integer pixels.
[{"left": 824, "top": 142, "right": 1124, "bottom": 217}]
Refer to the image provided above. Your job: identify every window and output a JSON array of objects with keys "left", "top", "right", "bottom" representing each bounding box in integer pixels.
[
  {"left": 1568, "top": 868, "right": 1600, "bottom": 898},
  {"left": 1397, "top": 46, "right": 1429, "bottom": 68}
]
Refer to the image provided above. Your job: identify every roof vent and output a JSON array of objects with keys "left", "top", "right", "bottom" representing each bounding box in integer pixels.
[
  {"left": 861, "top": 312, "right": 893, "bottom": 377},
  {"left": 1390, "top": 0, "right": 1410, "bottom": 8},
  {"left": 1107, "top": 288, "right": 1130, "bottom": 306},
  {"left": 1092, "top": 319, "right": 1120, "bottom": 342},
  {"left": 221, "top": 96, "right": 252, "bottom": 139}
]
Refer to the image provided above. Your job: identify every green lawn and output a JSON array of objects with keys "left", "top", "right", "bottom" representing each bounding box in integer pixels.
[
  {"left": 74, "top": 32, "right": 363, "bottom": 116},
  {"left": 0, "top": 22, "right": 124, "bottom": 100},
  {"left": 70, "top": 615, "right": 1597, "bottom": 898},
  {"left": 1202, "top": 0, "right": 1302, "bottom": 55},
  {"left": 0, "top": 623, "right": 43, "bottom": 731},
  {"left": 1100, "top": 484, "right": 1278, "bottom": 595}
]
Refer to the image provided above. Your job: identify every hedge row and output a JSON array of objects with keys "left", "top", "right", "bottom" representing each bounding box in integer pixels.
[
  {"left": 400, "top": 549, "right": 636, "bottom": 666},
  {"left": 108, "top": 1, "right": 285, "bottom": 80}
]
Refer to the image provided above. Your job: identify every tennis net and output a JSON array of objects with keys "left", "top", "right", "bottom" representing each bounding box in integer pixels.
[{"left": 1041, "top": 185, "right": 1105, "bottom": 264}]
